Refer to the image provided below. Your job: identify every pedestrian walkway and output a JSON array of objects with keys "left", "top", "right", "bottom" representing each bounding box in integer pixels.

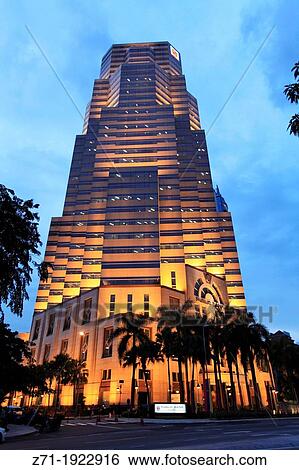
[
  {"left": 63, "top": 416, "right": 297, "bottom": 426},
  {"left": 5, "top": 424, "right": 37, "bottom": 440}
]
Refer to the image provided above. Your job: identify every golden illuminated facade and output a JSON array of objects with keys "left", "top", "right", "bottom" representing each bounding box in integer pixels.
[{"left": 29, "top": 42, "right": 273, "bottom": 409}]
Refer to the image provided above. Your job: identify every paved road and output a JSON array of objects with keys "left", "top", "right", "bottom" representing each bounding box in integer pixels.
[{"left": 2, "top": 417, "right": 299, "bottom": 450}]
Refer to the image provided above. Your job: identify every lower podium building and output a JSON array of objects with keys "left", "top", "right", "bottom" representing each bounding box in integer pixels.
[{"left": 29, "top": 42, "right": 274, "bottom": 410}]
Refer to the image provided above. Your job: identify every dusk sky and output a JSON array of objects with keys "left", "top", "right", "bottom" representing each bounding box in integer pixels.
[{"left": 1, "top": 0, "right": 298, "bottom": 339}]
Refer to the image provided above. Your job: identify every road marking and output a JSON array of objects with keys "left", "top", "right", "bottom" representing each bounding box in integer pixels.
[
  {"left": 87, "top": 435, "right": 145, "bottom": 444},
  {"left": 224, "top": 431, "right": 251, "bottom": 434}
]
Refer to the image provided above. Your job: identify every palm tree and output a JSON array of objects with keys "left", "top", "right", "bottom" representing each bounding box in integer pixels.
[
  {"left": 185, "top": 321, "right": 207, "bottom": 413},
  {"left": 43, "top": 360, "right": 56, "bottom": 408},
  {"left": 156, "top": 328, "right": 175, "bottom": 402},
  {"left": 247, "top": 319, "right": 270, "bottom": 411},
  {"left": 136, "top": 340, "right": 162, "bottom": 405},
  {"left": 110, "top": 313, "right": 153, "bottom": 409},
  {"left": 235, "top": 312, "right": 269, "bottom": 411},
  {"left": 157, "top": 301, "right": 193, "bottom": 404},
  {"left": 203, "top": 304, "right": 226, "bottom": 411},
  {"left": 49, "top": 353, "right": 79, "bottom": 410},
  {"left": 220, "top": 307, "right": 243, "bottom": 410},
  {"left": 68, "top": 359, "right": 88, "bottom": 410},
  {"left": 269, "top": 332, "right": 299, "bottom": 402}
]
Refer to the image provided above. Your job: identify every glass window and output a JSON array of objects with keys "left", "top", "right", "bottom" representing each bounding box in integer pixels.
[
  {"left": 138, "top": 369, "right": 151, "bottom": 380},
  {"left": 171, "top": 271, "right": 176, "bottom": 289},
  {"left": 32, "top": 319, "right": 41, "bottom": 341},
  {"left": 102, "top": 369, "right": 112, "bottom": 380},
  {"left": 80, "top": 334, "right": 89, "bottom": 362},
  {"left": 61, "top": 339, "right": 68, "bottom": 354},
  {"left": 43, "top": 344, "right": 51, "bottom": 362},
  {"left": 103, "top": 327, "right": 113, "bottom": 357},
  {"left": 82, "top": 298, "right": 92, "bottom": 324},
  {"left": 127, "top": 293, "right": 133, "bottom": 313},
  {"left": 109, "top": 294, "right": 116, "bottom": 316},
  {"left": 46, "top": 314, "right": 55, "bottom": 336},
  {"left": 63, "top": 307, "right": 72, "bottom": 331},
  {"left": 144, "top": 294, "right": 149, "bottom": 317}
]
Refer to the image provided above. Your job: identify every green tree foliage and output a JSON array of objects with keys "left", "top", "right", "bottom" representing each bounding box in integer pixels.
[
  {"left": 284, "top": 61, "right": 299, "bottom": 136},
  {"left": 268, "top": 332, "right": 299, "bottom": 402},
  {"left": 0, "top": 322, "right": 49, "bottom": 404},
  {"left": 0, "top": 322, "right": 31, "bottom": 403},
  {"left": 0, "top": 184, "right": 51, "bottom": 319}
]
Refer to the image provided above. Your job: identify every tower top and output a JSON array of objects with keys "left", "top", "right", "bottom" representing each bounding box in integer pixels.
[{"left": 100, "top": 41, "right": 182, "bottom": 79}]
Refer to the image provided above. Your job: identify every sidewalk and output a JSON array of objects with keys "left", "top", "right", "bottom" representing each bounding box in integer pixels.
[
  {"left": 5, "top": 424, "right": 37, "bottom": 440},
  {"left": 66, "top": 415, "right": 299, "bottom": 425}
]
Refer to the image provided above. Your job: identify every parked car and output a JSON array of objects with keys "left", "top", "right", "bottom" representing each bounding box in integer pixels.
[
  {"left": 0, "top": 427, "right": 6, "bottom": 443},
  {"left": 4, "top": 406, "right": 25, "bottom": 424},
  {"left": 5, "top": 406, "right": 23, "bottom": 416}
]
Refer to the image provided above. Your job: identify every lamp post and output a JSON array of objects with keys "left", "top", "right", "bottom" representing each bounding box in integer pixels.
[{"left": 116, "top": 384, "right": 123, "bottom": 406}]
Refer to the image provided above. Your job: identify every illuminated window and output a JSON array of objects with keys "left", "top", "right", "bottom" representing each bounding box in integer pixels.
[
  {"left": 43, "top": 344, "right": 51, "bottom": 362},
  {"left": 63, "top": 307, "right": 71, "bottom": 331},
  {"left": 127, "top": 293, "right": 133, "bottom": 313},
  {"left": 80, "top": 334, "right": 89, "bottom": 362},
  {"left": 61, "top": 339, "right": 68, "bottom": 354},
  {"left": 139, "top": 369, "right": 151, "bottom": 380},
  {"left": 82, "top": 298, "right": 92, "bottom": 324},
  {"left": 102, "top": 369, "right": 111, "bottom": 380},
  {"left": 109, "top": 294, "right": 116, "bottom": 316},
  {"left": 144, "top": 294, "right": 150, "bottom": 317},
  {"left": 32, "top": 319, "right": 41, "bottom": 341},
  {"left": 103, "top": 327, "right": 113, "bottom": 357},
  {"left": 46, "top": 314, "right": 55, "bottom": 336},
  {"left": 171, "top": 271, "right": 176, "bottom": 289}
]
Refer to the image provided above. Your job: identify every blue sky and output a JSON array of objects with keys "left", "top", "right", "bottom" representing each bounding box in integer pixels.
[{"left": 1, "top": 0, "right": 298, "bottom": 339}]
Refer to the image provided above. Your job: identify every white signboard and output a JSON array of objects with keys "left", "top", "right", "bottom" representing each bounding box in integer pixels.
[
  {"left": 170, "top": 45, "right": 180, "bottom": 61},
  {"left": 154, "top": 403, "right": 186, "bottom": 414}
]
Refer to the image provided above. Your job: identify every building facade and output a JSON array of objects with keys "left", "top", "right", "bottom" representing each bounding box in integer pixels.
[{"left": 29, "top": 42, "right": 273, "bottom": 409}]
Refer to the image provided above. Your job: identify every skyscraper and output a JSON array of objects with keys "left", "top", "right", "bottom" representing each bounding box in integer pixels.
[{"left": 30, "top": 42, "right": 272, "bottom": 409}]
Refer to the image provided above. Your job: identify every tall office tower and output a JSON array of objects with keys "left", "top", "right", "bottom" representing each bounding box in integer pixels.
[
  {"left": 35, "top": 42, "right": 245, "bottom": 314},
  {"left": 30, "top": 43, "right": 272, "bottom": 408}
]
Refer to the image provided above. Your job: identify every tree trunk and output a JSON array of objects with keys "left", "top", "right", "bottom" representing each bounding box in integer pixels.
[
  {"left": 184, "top": 359, "right": 191, "bottom": 405},
  {"left": 235, "top": 360, "right": 244, "bottom": 408},
  {"left": 178, "top": 358, "right": 185, "bottom": 403},
  {"left": 72, "top": 380, "right": 78, "bottom": 409},
  {"left": 143, "top": 367, "right": 150, "bottom": 405},
  {"left": 131, "top": 361, "right": 137, "bottom": 409},
  {"left": 190, "top": 359, "right": 196, "bottom": 413},
  {"left": 243, "top": 366, "right": 252, "bottom": 408},
  {"left": 227, "top": 358, "right": 237, "bottom": 411},
  {"left": 249, "top": 352, "right": 261, "bottom": 411},
  {"left": 217, "top": 356, "right": 225, "bottom": 410},
  {"left": 202, "top": 365, "right": 208, "bottom": 412},
  {"left": 55, "top": 376, "right": 61, "bottom": 411},
  {"left": 213, "top": 356, "right": 222, "bottom": 410},
  {"left": 167, "top": 357, "right": 172, "bottom": 402}
]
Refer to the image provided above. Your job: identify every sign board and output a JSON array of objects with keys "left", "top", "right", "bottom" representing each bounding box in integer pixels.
[
  {"left": 170, "top": 45, "right": 180, "bottom": 61},
  {"left": 154, "top": 403, "right": 186, "bottom": 414}
]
